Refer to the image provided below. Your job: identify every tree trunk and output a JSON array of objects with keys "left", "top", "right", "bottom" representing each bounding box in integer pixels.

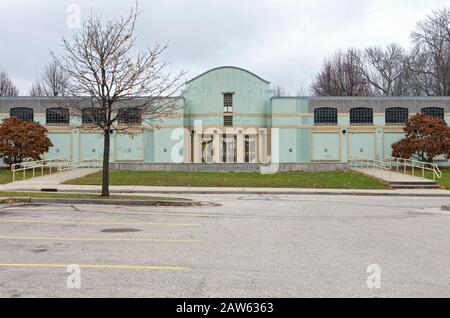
[{"left": 101, "top": 129, "right": 110, "bottom": 197}]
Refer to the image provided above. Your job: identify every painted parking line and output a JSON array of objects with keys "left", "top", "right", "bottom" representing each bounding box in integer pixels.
[
  {"left": 0, "top": 219, "right": 201, "bottom": 227},
  {"left": 0, "top": 236, "right": 201, "bottom": 243},
  {"left": 0, "top": 263, "right": 187, "bottom": 270},
  {"left": 0, "top": 208, "right": 212, "bottom": 218}
]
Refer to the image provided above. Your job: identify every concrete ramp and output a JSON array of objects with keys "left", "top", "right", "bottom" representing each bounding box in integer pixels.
[
  {"left": 0, "top": 168, "right": 100, "bottom": 191},
  {"left": 354, "top": 168, "right": 440, "bottom": 189}
]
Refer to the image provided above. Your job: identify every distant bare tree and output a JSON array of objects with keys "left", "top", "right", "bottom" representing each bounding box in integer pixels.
[
  {"left": 51, "top": 4, "right": 185, "bottom": 196},
  {"left": 295, "top": 84, "right": 309, "bottom": 97},
  {"left": 311, "top": 49, "right": 372, "bottom": 96},
  {"left": 30, "top": 61, "right": 68, "bottom": 96},
  {"left": 358, "top": 43, "right": 409, "bottom": 96},
  {"left": 411, "top": 7, "right": 450, "bottom": 96},
  {"left": 273, "top": 85, "right": 288, "bottom": 97},
  {"left": 0, "top": 70, "right": 18, "bottom": 96}
]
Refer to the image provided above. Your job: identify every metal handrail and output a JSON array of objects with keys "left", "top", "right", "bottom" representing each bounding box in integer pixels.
[
  {"left": 387, "top": 157, "right": 442, "bottom": 181},
  {"left": 349, "top": 156, "right": 442, "bottom": 182},
  {"left": 10, "top": 157, "right": 101, "bottom": 182},
  {"left": 11, "top": 157, "right": 71, "bottom": 182},
  {"left": 56, "top": 158, "right": 102, "bottom": 171},
  {"left": 349, "top": 157, "right": 393, "bottom": 182}
]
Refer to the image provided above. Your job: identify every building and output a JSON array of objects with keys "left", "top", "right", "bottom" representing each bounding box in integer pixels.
[{"left": 1, "top": 66, "right": 450, "bottom": 170}]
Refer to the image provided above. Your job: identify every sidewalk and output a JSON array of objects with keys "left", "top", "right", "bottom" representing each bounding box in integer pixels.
[
  {"left": 2, "top": 183, "right": 450, "bottom": 197},
  {"left": 1, "top": 168, "right": 449, "bottom": 197},
  {"left": 0, "top": 168, "right": 100, "bottom": 190}
]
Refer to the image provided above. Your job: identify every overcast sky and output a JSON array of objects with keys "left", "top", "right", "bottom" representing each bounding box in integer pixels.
[{"left": 0, "top": 0, "right": 449, "bottom": 95}]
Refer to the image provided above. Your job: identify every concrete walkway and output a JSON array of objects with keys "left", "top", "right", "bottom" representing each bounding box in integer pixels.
[
  {"left": 1, "top": 183, "right": 449, "bottom": 197},
  {"left": 0, "top": 168, "right": 100, "bottom": 191},
  {"left": 353, "top": 167, "right": 433, "bottom": 183}
]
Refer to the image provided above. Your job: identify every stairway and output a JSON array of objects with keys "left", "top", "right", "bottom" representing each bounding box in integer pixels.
[
  {"left": 352, "top": 167, "right": 441, "bottom": 190},
  {"left": 389, "top": 180, "right": 440, "bottom": 190}
]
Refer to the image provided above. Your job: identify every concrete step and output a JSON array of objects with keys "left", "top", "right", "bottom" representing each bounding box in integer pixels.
[
  {"left": 390, "top": 181, "right": 439, "bottom": 186},
  {"left": 390, "top": 184, "right": 441, "bottom": 189}
]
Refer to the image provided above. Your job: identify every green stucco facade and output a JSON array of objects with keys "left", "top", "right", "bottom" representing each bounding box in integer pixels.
[{"left": 2, "top": 66, "right": 450, "bottom": 167}]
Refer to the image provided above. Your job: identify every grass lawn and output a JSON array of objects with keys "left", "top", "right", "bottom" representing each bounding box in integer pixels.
[
  {"left": 400, "top": 167, "right": 450, "bottom": 189},
  {"left": 65, "top": 170, "right": 388, "bottom": 190},
  {"left": 0, "top": 169, "right": 13, "bottom": 184},
  {"left": 0, "top": 168, "right": 52, "bottom": 185},
  {"left": 0, "top": 191, "right": 185, "bottom": 201},
  {"left": 411, "top": 169, "right": 450, "bottom": 190}
]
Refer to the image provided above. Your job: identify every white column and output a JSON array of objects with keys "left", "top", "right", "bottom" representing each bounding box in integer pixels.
[
  {"left": 258, "top": 129, "right": 267, "bottom": 163},
  {"left": 184, "top": 130, "right": 192, "bottom": 163},
  {"left": 236, "top": 130, "right": 244, "bottom": 163},
  {"left": 213, "top": 130, "right": 221, "bottom": 163},
  {"left": 193, "top": 133, "right": 202, "bottom": 163}
]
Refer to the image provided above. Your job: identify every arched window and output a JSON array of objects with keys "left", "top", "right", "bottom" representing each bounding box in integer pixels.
[
  {"left": 350, "top": 107, "right": 373, "bottom": 125},
  {"left": 421, "top": 107, "right": 444, "bottom": 119},
  {"left": 117, "top": 107, "right": 142, "bottom": 124},
  {"left": 385, "top": 107, "right": 409, "bottom": 125},
  {"left": 314, "top": 107, "right": 338, "bottom": 125},
  {"left": 82, "top": 108, "right": 104, "bottom": 124},
  {"left": 10, "top": 107, "right": 34, "bottom": 121},
  {"left": 46, "top": 107, "right": 69, "bottom": 125}
]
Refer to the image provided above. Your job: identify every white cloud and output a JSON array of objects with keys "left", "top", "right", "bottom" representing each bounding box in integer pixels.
[{"left": 0, "top": 0, "right": 448, "bottom": 95}]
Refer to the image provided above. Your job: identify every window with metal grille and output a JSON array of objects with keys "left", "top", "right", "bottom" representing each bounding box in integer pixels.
[
  {"left": 10, "top": 107, "right": 34, "bottom": 121},
  {"left": 223, "top": 93, "right": 233, "bottom": 113},
  {"left": 350, "top": 107, "right": 373, "bottom": 125},
  {"left": 314, "top": 107, "right": 338, "bottom": 125},
  {"left": 46, "top": 107, "right": 70, "bottom": 125},
  {"left": 385, "top": 107, "right": 409, "bottom": 125},
  {"left": 82, "top": 108, "right": 104, "bottom": 124},
  {"left": 118, "top": 107, "right": 142, "bottom": 124},
  {"left": 421, "top": 107, "right": 444, "bottom": 119},
  {"left": 224, "top": 116, "right": 233, "bottom": 126}
]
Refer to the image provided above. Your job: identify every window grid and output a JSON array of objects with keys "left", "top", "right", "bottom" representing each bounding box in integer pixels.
[
  {"left": 223, "top": 93, "right": 233, "bottom": 113},
  {"left": 314, "top": 107, "right": 338, "bottom": 125},
  {"left": 224, "top": 115, "right": 233, "bottom": 126},
  {"left": 10, "top": 107, "right": 34, "bottom": 121},
  {"left": 118, "top": 107, "right": 142, "bottom": 124},
  {"left": 350, "top": 107, "right": 373, "bottom": 125},
  {"left": 385, "top": 107, "right": 409, "bottom": 125},
  {"left": 82, "top": 108, "right": 104, "bottom": 124},
  {"left": 421, "top": 107, "right": 444, "bottom": 119},
  {"left": 46, "top": 107, "right": 70, "bottom": 125}
]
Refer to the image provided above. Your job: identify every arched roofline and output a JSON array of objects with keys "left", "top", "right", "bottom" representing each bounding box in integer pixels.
[{"left": 186, "top": 66, "right": 271, "bottom": 84}]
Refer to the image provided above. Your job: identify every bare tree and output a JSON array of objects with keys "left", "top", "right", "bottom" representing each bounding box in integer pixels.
[
  {"left": 357, "top": 43, "right": 409, "bottom": 96},
  {"left": 411, "top": 7, "right": 450, "bottom": 96},
  {"left": 273, "top": 84, "right": 288, "bottom": 97},
  {"left": 311, "top": 49, "right": 372, "bottom": 96},
  {"left": 295, "top": 84, "right": 309, "bottom": 97},
  {"left": 0, "top": 70, "right": 18, "bottom": 96},
  {"left": 52, "top": 4, "right": 185, "bottom": 196},
  {"left": 30, "top": 61, "right": 68, "bottom": 96}
]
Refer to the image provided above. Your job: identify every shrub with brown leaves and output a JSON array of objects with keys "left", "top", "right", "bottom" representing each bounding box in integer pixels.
[
  {"left": 0, "top": 117, "right": 53, "bottom": 167},
  {"left": 392, "top": 113, "right": 450, "bottom": 163}
]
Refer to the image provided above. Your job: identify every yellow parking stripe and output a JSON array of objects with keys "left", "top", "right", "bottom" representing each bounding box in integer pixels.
[
  {"left": 0, "top": 218, "right": 201, "bottom": 227},
  {"left": 0, "top": 207, "right": 212, "bottom": 218},
  {"left": 0, "top": 236, "right": 200, "bottom": 243},
  {"left": 0, "top": 264, "right": 186, "bottom": 270}
]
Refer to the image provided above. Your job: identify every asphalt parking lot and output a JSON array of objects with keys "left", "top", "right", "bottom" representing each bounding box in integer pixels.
[{"left": 0, "top": 193, "right": 450, "bottom": 298}]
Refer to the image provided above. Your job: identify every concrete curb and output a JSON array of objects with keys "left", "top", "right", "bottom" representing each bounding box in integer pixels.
[
  {"left": 1, "top": 197, "right": 203, "bottom": 207},
  {"left": 6, "top": 188, "right": 450, "bottom": 197}
]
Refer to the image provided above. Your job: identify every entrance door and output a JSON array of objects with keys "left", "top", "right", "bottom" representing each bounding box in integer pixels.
[
  {"left": 244, "top": 135, "right": 257, "bottom": 163},
  {"left": 222, "top": 135, "right": 237, "bottom": 163}
]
